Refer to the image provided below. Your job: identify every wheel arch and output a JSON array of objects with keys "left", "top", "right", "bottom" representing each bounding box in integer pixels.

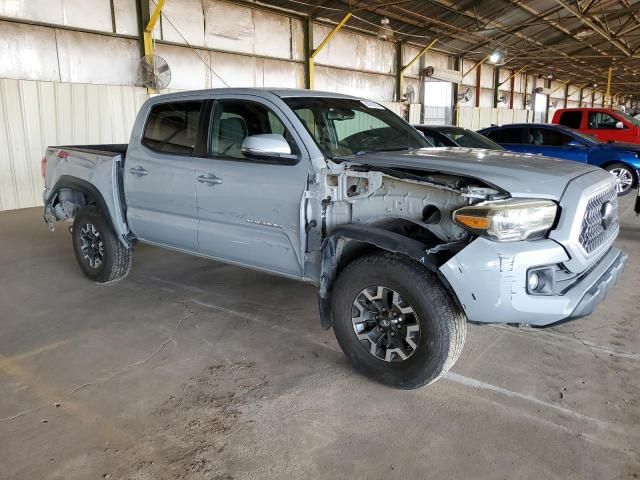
[
  {"left": 317, "top": 222, "right": 457, "bottom": 330},
  {"left": 46, "top": 176, "right": 130, "bottom": 246},
  {"left": 599, "top": 160, "right": 638, "bottom": 191}
]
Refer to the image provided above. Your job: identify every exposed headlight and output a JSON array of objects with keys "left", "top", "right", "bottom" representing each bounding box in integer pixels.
[{"left": 453, "top": 199, "right": 558, "bottom": 242}]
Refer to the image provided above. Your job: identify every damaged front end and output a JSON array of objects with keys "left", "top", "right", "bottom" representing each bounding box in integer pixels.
[{"left": 309, "top": 161, "right": 508, "bottom": 329}]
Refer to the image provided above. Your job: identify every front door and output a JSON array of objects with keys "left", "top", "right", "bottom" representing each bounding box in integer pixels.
[
  {"left": 125, "top": 100, "right": 204, "bottom": 251},
  {"left": 195, "top": 96, "right": 310, "bottom": 277},
  {"left": 583, "top": 111, "right": 629, "bottom": 142},
  {"left": 524, "top": 127, "right": 589, "bottom": 163}
]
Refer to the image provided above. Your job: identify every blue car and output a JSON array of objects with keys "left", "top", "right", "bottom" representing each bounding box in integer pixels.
[{"left": 478, "top": 123, "right": 640, "bottom": 195}]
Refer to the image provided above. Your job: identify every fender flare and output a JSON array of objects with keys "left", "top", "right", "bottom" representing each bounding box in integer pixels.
[
  {"left": 46, "top": 175, "right": 129, "bottom": 246},
  {"left": 317, "top": 223, "right": 440, "bottom": 330}
]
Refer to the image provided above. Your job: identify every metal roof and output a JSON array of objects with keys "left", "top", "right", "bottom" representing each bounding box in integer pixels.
[{"left": 261, "top": 0, "right": 640, "bottom": 97}]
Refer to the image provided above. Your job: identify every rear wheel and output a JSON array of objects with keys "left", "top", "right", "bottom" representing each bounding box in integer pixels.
[
  {"left": 331, "top": 252, "right": 467, "bottom": 389},
  {"left": 72, "top": 206, "right": 132, "bottom": 283},
  {"left": 606, "top": 163, "right": 636, "bottom": 195}
]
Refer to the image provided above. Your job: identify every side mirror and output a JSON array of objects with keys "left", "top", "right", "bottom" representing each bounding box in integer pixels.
[
  {"left": 567, "top": 140, "right": 585, "bottom": 148},
  {"left": 615, "top": 121, "right": 625, "bottom": 129},
  {"left": 241, "top": 134, "right": 292, "bottom": 159}
]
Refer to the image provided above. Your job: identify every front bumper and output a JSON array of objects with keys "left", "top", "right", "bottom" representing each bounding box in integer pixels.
[{"left": 440, "top": 237, "right": 626, "bottom": 326}]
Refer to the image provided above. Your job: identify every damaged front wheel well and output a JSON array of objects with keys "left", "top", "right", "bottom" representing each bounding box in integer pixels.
[{"left": 317, "top": 223, "right": 447, "bottom": 330}]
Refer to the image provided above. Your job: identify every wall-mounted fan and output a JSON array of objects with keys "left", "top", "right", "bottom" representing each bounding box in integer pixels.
[
  {"left": 420, "top": 65, "right": 435, "bottom": 77},
  {"left": 404, "top": 84, "right": 416, "bottom": 103},
  {"left": 137, "top": 54, "right": 172, "bottom": 90},
  {"left": 457, "top": 87, "right": 472, "bottom": 103}
]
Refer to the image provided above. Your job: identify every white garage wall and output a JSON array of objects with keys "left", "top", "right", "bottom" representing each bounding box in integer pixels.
[
  {"left": 0, "top": 79, "right": 148, "bottom": 211},
  {"left": 458, "top": 106, "right": 531, "bottom": 130}
]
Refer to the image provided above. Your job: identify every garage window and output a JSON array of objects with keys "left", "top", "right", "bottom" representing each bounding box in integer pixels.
[
  {"left": 558, "top": 111, "right": 582, "bottom": 129},
  {"left": 142, "top": 102, "right": 204, "bottom": 155}
]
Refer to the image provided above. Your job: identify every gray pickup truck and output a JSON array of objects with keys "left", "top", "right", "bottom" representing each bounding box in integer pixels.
[{"left": 43, "top": 88, "right": 627, "bottom": 389}]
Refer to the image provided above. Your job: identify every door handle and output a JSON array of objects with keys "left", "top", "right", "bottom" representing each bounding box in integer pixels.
[
  {"left": 197, "top": 174, "right": 222, "bottom": 185},
  {"left": 129, "top": 166, "right": 148, "bottom": 176}
]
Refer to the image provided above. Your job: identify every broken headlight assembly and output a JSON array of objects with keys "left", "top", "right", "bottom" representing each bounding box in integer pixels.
[{"left": 452, "top": 199, "right": 558, "bottom": 242}]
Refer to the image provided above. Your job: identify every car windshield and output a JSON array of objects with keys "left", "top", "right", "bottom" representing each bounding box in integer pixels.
[
  {"left": 616, "top": 110, "right": 640, "bottom": 127},
  {"left": 283, "top": 97, "right": 430, "bottom": 159},
  {"left": 437, "top": 127, "right": 504, "bottom": 149}
]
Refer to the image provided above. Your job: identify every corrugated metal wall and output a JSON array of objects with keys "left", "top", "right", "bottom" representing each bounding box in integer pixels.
[
  {"left": 458, "top": 106, "right": 531, "bottom": 130},
  {"left": 3, "top": 0, "right": 620, "bottom": 211},
  {"left": 0, "top": 79, "right": 148, "bottom": 211}
]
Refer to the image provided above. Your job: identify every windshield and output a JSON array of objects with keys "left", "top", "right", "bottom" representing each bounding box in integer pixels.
[
  {"left": 616, "top": 110, "right": 640, "bottom": 127},
  {"left": 438, "top": 127, "right": 504, "bottom": 149},
  {"left": 283, "top": 97, "right": 430, "bottom": 159}
]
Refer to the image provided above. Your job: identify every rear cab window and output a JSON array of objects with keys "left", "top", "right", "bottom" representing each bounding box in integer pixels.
[
  {"left": 558, "top": 111, "right": 582, "bottom": 129},
  {"left": 142, "top": 101, "right": 204, "bottom": 155}
]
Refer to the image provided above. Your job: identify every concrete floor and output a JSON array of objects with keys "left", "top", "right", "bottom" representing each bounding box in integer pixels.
[{"left": 0, "top": 199, "right": 638, "bottom": 480}]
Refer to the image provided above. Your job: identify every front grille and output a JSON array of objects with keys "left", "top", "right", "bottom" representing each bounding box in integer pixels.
[{"left": 578, "top": 185, "right": 619, "bottom": 254}]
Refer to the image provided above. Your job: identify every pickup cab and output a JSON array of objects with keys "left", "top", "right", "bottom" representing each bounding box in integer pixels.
[
  {"left": 43, "top": 88, "right": 627, "bottom": 389},
  {"left": 552, "top": 107, "right": 640, "bottom": 144}
]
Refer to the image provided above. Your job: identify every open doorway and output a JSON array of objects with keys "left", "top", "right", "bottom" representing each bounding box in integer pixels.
[
  {"left": 423, "top": 80, "right": 453, "bottom": 125},
  {"left": 533, "top": 92, "right": 547, "bottom": 123}
]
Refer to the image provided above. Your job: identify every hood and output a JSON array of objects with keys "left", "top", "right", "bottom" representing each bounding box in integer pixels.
[{"left": 342, "top": 147, "right": 600, "bottom": 199}]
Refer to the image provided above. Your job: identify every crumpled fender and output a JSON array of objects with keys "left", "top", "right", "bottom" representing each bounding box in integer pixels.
[{"left": 317, "top": 223, "right": 440, "bottom": 330}]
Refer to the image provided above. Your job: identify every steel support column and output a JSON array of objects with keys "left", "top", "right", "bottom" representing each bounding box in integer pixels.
[
  {"left": 143, "top": 0, "right": 164, "bottom": 57},
  {"left": 307, "top": 12, "right": 352, "bottom": 90},
  {"left": 606, "top": 66, "right": 613, "bottom": 106},
  {"left": 475, "top": 62, "right": 482, "bottom": 108},
  {"left": 493, "top": 65, "right": 500, "bottom": 108}
]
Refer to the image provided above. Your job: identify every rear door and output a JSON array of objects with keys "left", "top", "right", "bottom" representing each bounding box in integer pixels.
[
  {"left": 556, "top": 110, "right": 583, "bottom": 131},
  {"left": 125, "top": 100, "right": 203, "bottom": 250},
  {"left": 194, "top": 95, "right": 310, "bottom": 277},
  {"left": 524, "top": 126, "right": 589, "bottom": 163}
]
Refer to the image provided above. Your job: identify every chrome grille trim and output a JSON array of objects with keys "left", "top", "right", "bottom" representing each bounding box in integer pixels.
[{"left": 578, "top": 185, "right": 618, "bottom": 254}]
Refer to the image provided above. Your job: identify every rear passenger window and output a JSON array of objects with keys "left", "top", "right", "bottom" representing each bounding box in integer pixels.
[
  {"left": 486, "top": 128, "right": 523, "bottom": 144},
  {"left": 142, "top": 102, "right": 203, "bottom": 155},
  {"left": 558, "top": 111, "right": 582, "bottom": 129}
]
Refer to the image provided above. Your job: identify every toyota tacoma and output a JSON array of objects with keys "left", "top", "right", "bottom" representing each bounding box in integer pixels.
[{"left": 42, "top": 88, "right": 627, "bottom": 389}]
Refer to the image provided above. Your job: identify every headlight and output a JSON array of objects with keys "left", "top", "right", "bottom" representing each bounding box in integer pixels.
[{"left": 453, "top": 199, "right": 558, "bottom": 242}]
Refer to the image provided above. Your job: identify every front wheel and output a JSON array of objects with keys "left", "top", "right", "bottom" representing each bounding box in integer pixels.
[
  {"left": 72, "top": 206, "right": 132, "bottom": 283},
  {"left": 606, "top": 163, "right": 636, "bottom": 196},
  {"left": 331, "top": 252, "right": 467, "bottom": 389}
]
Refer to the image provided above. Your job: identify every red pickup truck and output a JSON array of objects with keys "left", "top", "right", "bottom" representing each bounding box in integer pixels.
[{"left": 552, "top": 108, "right": 640, "bottom": 144}]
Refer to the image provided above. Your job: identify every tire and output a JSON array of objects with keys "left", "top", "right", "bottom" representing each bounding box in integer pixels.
[
  {"left": 331, "top": 252, "right": 467, "bottom": 389},
  {"left": 71, "top": 206, "right": 132, "bottom": 283},
  {"left": 605, "top": 162, "right": 636, "bottom": 196}
]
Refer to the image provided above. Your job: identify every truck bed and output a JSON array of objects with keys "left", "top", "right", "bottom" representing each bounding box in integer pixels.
[{"left": 53, "top": 144, "right": 128, "bottom": 158}]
